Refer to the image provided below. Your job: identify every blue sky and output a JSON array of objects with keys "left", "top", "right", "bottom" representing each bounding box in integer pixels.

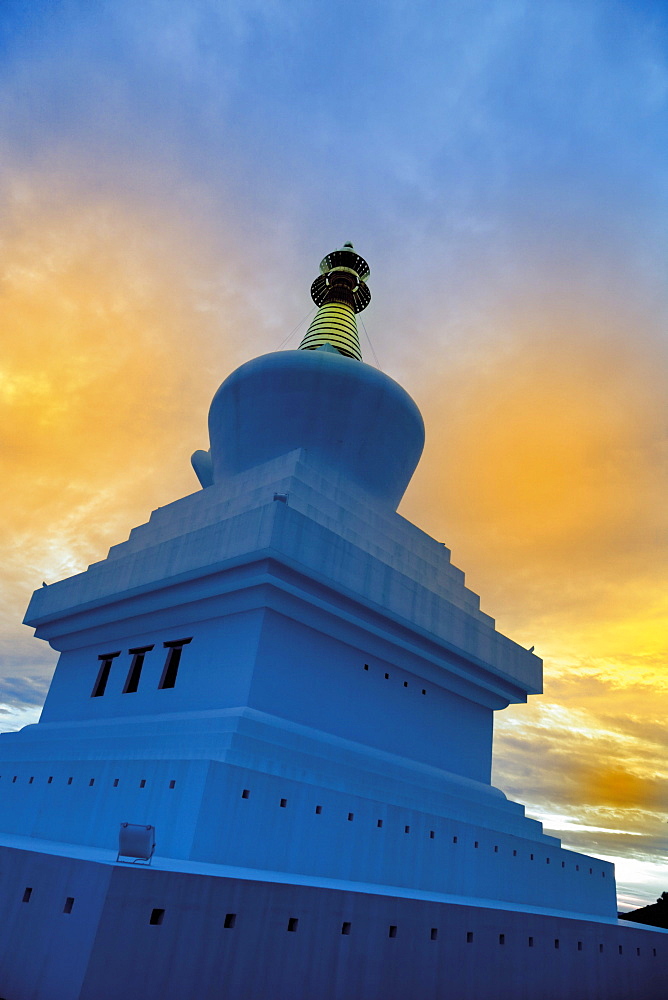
[{"left": 1, "top": 0, "right": 667, "bottom": 907}]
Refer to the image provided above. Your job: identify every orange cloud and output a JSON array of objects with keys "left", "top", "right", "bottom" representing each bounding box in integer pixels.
[
  {"left": 400, "top": 301, "right": 666, "bottom": 653},
  {"left": 0, "top": 165, "right": 258, "bottom": 650},
  {"left": 576, "top": 765, "right": 664, "bottom": 811},
  {"left": 395, "top": 287, "right": 668, "bottom": 905}
]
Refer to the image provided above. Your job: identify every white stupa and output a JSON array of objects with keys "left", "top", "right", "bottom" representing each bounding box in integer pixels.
[{"left": 0, "top": 245, "right": 665, "bottom": 999}]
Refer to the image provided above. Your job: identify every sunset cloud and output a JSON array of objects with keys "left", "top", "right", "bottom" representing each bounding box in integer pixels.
[{"left": 0, "top": 163, "right": 249, "bottom": 679}]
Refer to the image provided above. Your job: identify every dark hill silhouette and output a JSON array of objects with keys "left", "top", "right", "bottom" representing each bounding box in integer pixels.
[{"left": 619, "top": 892, "right": 668, "bottom": 929}]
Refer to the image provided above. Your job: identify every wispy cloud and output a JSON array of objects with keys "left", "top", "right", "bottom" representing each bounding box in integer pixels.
[{"left": 0, "top": 674, "right": 50, "bottom": 709}]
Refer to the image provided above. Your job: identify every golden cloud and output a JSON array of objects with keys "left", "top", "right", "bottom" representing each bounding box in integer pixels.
[
  {"left": 0, "top": 165, "right": 256, "bottom": 637},
  {"left": 397, "top": 291, "right": 668, "bottom": 894}
]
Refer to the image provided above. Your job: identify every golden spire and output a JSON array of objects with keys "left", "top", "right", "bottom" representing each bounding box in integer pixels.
[{"left": 298, "top": 242, "right": 370, "bottom": 361}]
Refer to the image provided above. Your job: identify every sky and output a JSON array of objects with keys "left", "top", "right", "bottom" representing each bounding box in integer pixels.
[{"left": 1, "top": 0, "right": 666, "bottom": 910}]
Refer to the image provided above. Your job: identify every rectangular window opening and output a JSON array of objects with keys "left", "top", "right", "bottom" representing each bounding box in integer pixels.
[
  {"left": 530, "top": 853, "right": 535, "bottom": 860},
  {"left": 139, "top": 779, "right": 146, "bottom": 788},
  {"left": 388, "top": 925, "right": 397, "bottom": 938},
  {"left": 123, "top": 647, "right": 152, "bottom": 694},
  {"left": 466, "top": 931, "right": 473, "bottom": 943},
  {"left": 528, "top": 937, "right": 534, "bottom": 947},
  {"left": 113, "top": 778, "right": 120, "bottom": 787},
  {"left": 287, "top": 917, "right": 299, "bottom": 932},
  {"left": 421, "top": 689, "right": 426, "bottom": 695},
  {"left": 363, "top": 664, "right": 369, "bottom": 671},
  {"left": 554, "top": 939, "right": 560, "bottom": 950},
  {"left": 494, "top": 845, "right": 498, "bottom": 852},
  {"left": 636, "top": 947, "right": 641, "bottom": 956},
  {"left": 474, "top": 841, "right": 479, "bottom": 848},
  {"left": 403, "top": 681, "right": 408, "bottom": 687},
  {"left": 22, "top": 887, "right": 32, "bottom": 903},
  {"left": 169, "top": 780, "right": 176, "bottom": 789},
  {"left": 89, "top": 778, "right": 95, "bottom": 786},
  {"left": 546, "top": 857, "right": 550, "bottom": 864},
  {"left": 67, "top": 777, "right": 73, "bottom": 785},
  {"left": 429, "top": 830, "right": 435, "bottom": 839},
  {"left": 562, "top": 861, "right": 566, "bottom": 867},
  {"left": 241, "top": 788, "right": 250, "bottom": 799},
  {"left": 28, "top": 776, "right": 34, "bottom": 784},
  {"left": 453, "top": 836, "right": 458, "bottom": 844},
  {"left": 158, "top": 638, "right": 191, "bottom": 690},
  {"left": 280, "top": 798, "right": 287, "bottom": 808},
  {"left": 578, "top": 941, "right": 583, "bottom": 951},
  {"left": 653, "top": 948, "right": 657, "bottom": 957},
  {"left": 150, "top": 908, "right": 165, "bottom": 926},
  {"left": 513, "top": 849, "right": 517, "bottom": 857},
  {"left": 499, "top": 934, "right": 505, "bottom": 945},
  {"left": 91, "top": 652, "right": 119, "bottom": 697},
  {"left": 377, "top": 819, "right": 383, "bottom": 828},
  {"left": 91, "top": 658, "right": 112, "bottom": 697},
  {"left": 224, "top": 913, "right": 236, "bottom": 929},
  {"left": 599, "top": 944, "right": 604, "bottom": 953},
  {"left": 47, "top": 776, "right": 53, "bottom": 784},
  {"left": 348, "top": 812, "right": 354, "bottom": 822},
  {"left": 404, "top": 825, "right": 410, "bottom": 834},
  {"left": 161, "top": 645, "right": 182, "bottom": 688},
  {"left": 341, "top": 921, "right": 351, "bottom": 935},
  {"left": 618, "top": 945, "right": 623, "bottom": 955},
  {"left": 430, "top": 927, "right": 438, "bottom": 941},
  {"left": 63, "top": 897, "right": 74, "bottom": 914},
  {"left": 315, "top": 805, "right": 322, "bottom": 815}
]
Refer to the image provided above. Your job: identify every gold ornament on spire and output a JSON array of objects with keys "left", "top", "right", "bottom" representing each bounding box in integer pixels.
[{"left": 298, "top": 242, "right": 370, "bottom": 361}]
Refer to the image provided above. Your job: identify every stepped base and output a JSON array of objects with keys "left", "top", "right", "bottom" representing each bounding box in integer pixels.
[{"left": 0, "top": 841, "right": 665, "bottom": 1000}]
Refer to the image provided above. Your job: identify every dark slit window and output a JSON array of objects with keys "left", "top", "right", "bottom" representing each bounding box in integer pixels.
[
  {"left": 91, "top": 652, "right": 120, "bottom": 697},
  {"left": 158, "top": 638, "right": 192, "bottom": 690},
  {"left": 123, "top": 646, "right": 154, "bottom": 694}
]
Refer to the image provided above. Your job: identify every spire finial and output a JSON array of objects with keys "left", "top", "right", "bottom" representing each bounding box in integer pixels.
[{"left": 298, "top": 243, "right": 371, "bottom": 361}]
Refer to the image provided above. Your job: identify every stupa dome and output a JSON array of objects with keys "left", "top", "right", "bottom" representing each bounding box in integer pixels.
[
  {"left": 195, "top": 244, "right": 425, "bottom": 509},
  {"left": 207, "top": 345, "right": 424, "bottom": 509}
]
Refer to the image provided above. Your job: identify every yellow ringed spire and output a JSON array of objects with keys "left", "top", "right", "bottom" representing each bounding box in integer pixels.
[{"left": 298, "top": 242, "right": 370, "bottom": 361}]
